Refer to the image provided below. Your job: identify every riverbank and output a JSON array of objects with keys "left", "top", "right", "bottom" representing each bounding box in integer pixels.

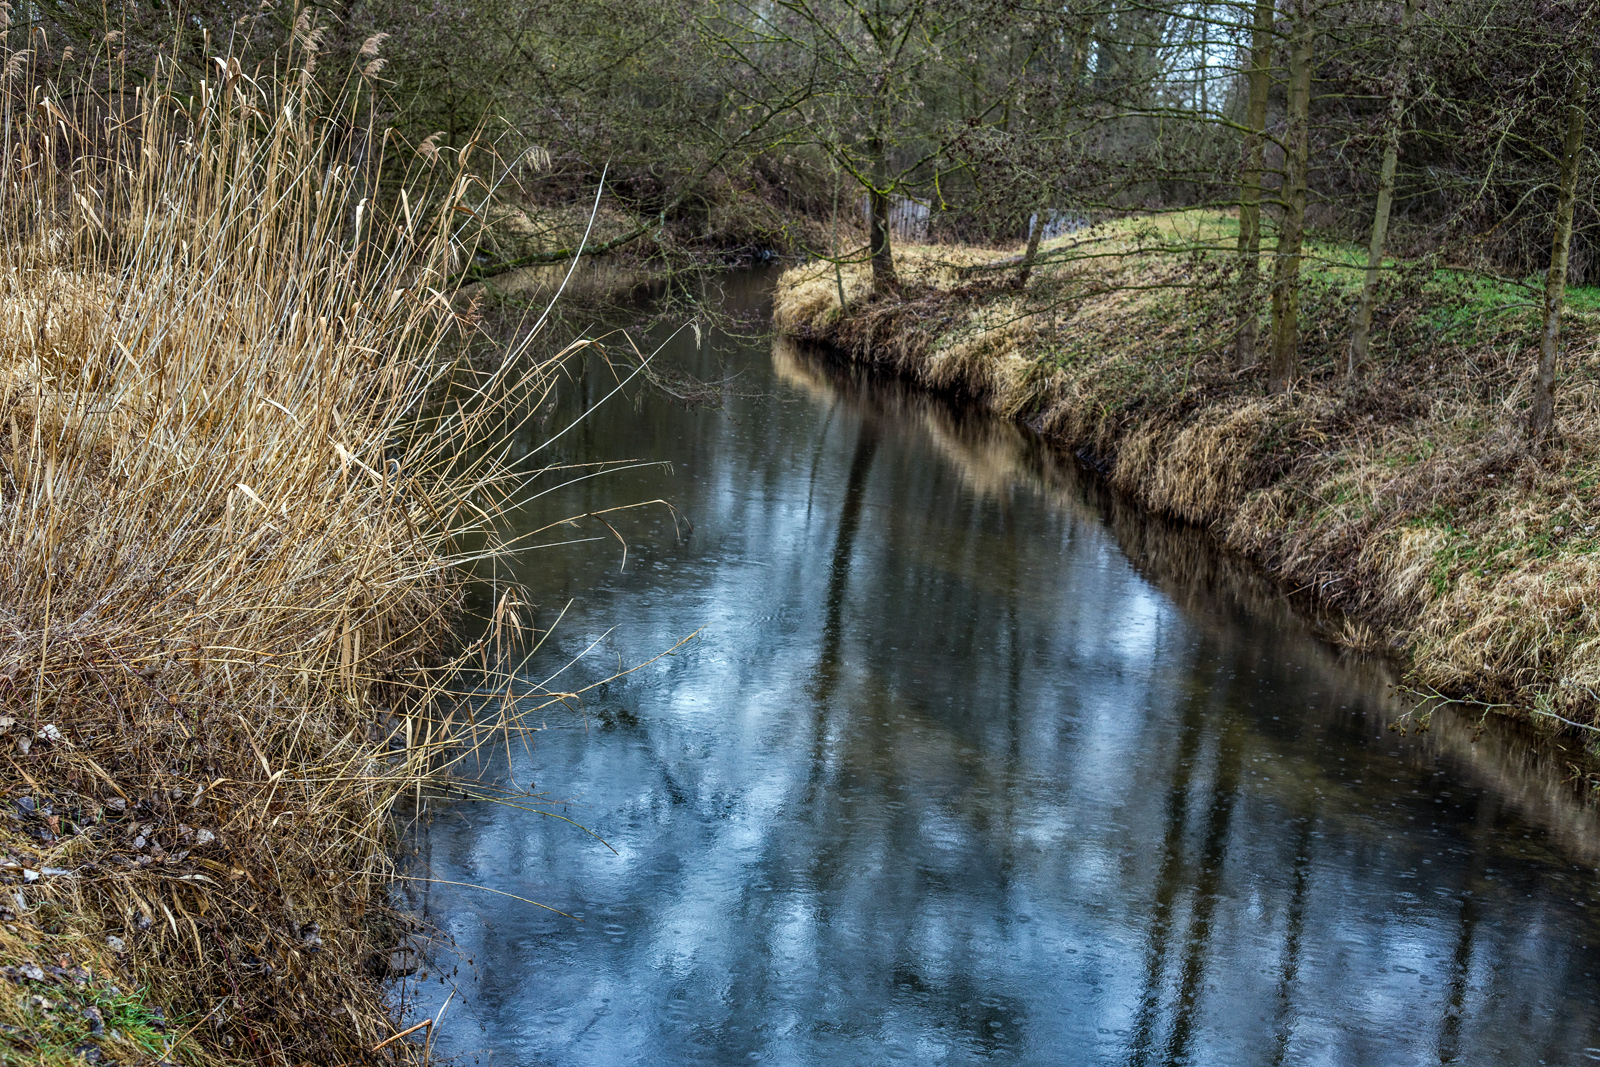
[
  {"left": 774, "top": 212, "right": 1600, "bottom": 735},
  {"left": 0, "top": 75, "right": 540, "bottom": 1065}
]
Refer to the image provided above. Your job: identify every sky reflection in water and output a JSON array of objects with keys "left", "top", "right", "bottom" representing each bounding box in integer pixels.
[{"left": 405, "top": 273, "right": 1600, "bottom": 1066}]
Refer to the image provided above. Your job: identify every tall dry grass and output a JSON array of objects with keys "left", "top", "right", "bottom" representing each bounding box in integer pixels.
[{"left": 0, "top": 37, "right": 565, "bottom": 1067}]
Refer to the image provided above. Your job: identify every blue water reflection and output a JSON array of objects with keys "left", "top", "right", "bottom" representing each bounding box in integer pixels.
[{"left": 404, "top": 273, "right": 1600, "bottom": 1066}]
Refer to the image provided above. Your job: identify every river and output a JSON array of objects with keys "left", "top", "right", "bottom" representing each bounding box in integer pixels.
[{"left": 402, "top": 269, "right": 1600, "bottom": 1066}]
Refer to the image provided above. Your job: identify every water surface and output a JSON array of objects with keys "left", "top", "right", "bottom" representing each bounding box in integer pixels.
[{"left": 405, "top": 272, "right": 1600, "bottom": 1066}]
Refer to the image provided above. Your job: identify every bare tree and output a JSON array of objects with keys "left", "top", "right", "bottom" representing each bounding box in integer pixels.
[
  {"left": 1529, "top": 50, "right": 1591, "bottom": 442},
  {"left": 1234, "top": 0, "right": 1276, "bottom": 369},
  {"left": 1347, "top": 0, "right": 1419, "bottom": 379},
  {"left": 1267, "top": 0, "right": 1315, "bottom": 392}
]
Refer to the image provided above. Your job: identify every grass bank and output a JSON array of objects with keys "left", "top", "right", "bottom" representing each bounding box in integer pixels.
[
  {"left": 775, "top": 211, "right": 1600, "bottom": 735},
  {"left": 0, "top": 54, "right": 553, "bottom": 1066}
]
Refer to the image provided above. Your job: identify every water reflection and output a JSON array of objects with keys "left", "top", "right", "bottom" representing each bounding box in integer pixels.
[{"left": 405, "top": 276, "right": 1600, "bottom": 1066}]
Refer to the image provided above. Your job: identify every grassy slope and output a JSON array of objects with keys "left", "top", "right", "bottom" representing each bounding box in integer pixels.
[{"left": 774, "top": 211, "right": 1600, "bottom": 732}]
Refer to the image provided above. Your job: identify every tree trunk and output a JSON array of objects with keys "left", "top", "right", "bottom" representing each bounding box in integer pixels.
[
  {"left": 868, "top": 136, "right": 897, "bottom": 295},
  {"left": 832, "top": 155, "right": 848, "bottom": 311},
  {"left": 1530, "top": 59, "right": 1590, "bottom": 443},
  {"left": 1233, "top": 0, "right": 1274, "bottom": 369},
  {"left": 1347, "top": 0, "right": 1417, "bottom": 379},
  {"left": 1267, "top": 0, "right": 1314, "bottom": 393},
  {"left": 1015, "top": 210, "right": 1046, "bottom": 288}
]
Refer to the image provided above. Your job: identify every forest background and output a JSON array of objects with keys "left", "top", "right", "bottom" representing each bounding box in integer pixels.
[{"left": 39, "top": 0, "right": 1597, "bottom": 365}]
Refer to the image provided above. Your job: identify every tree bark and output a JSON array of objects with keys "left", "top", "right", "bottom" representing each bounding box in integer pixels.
[
  {"left": 868, "top": 135, "right": 898, "bottom": 294},
  {"left": 1233, "top": 0, "right": 1274, "bottom": 369},
  {"left": 832, "top": 153, "right": 848, "bottom": 311},
  {"left": 1268, "top": 0, "right": 1314, "bottom": 393},
  {"left": 1015, "top": 210, "right": 1046, "bottom": 288},
  {"left": 1347, "top": 0, "right": 1417, "bottom": 379},
  {"left": 1530, "top": 58, "right": 1590, "bottom": 443}
]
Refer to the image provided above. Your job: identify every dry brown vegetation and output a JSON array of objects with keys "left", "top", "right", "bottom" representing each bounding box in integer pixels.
[
  {"left": 0, "top": 45, "right": 571, "bottom": 1067},
  {"left": 775, "top": 214, "right": 1600, "bottom": 735}
]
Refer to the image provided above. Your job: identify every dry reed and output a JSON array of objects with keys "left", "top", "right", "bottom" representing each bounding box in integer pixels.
[{"left": 0, "top": 38, "right": 570, "bottom": 1067}]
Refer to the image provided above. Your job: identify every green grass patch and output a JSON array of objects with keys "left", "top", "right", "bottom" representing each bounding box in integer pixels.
[{"left": 0, "top": 964, "right": 180, "bottom": 1067}]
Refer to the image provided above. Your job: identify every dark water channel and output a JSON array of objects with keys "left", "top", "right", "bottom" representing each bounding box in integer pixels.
[{"left": 405, "top": 271, "right": 1600, "bottom": 1066}]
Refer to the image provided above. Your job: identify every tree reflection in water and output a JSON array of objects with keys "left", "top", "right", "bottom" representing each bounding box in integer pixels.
[{"left": 403, "top": 284, "right": 1600, "bottom": 1067}]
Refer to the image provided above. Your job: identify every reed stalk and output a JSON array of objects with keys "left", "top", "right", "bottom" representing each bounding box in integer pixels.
[{"left": 0, "top": 35, "right": 568, "bottom": 1067}]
